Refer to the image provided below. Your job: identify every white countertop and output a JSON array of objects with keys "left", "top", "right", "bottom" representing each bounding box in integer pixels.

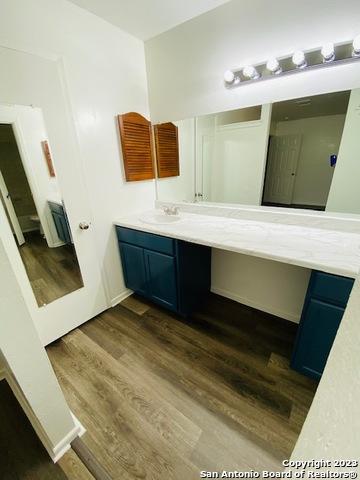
[{"left": 114, "top": 210, "right": 360, "bottom": 278}]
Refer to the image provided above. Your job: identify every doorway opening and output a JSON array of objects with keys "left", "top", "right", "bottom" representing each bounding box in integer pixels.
[{"left": 262, "top": 90, "right": 350, "bottom": 210}]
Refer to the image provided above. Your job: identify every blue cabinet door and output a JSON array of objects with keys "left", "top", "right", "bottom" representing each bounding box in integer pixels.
[
  {"left": 119, "top": 243, "right": 148, "bottom": 296},
  {"left": 291, "top": 298, "right": 344, "bottom": 380},
  {"left": 52, "top": 211, "right": 71, "bottom": 244},
  {"left": 144, "top": 249, "right": 177, "bottom": 311}
]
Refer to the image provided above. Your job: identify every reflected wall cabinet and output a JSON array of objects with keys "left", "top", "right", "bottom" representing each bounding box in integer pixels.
[
  {"left": 154, "top": 122, "right": 180, "bottom": 178},
  {"left": 116, "top": 226, "right": 211, "bottom": 315}
]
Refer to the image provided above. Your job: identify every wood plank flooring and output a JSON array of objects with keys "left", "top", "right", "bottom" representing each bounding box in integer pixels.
[
  {"left": 0, "top": 380, "right": 93, "bottom": 480},
  {"left": 46, "top": 293, "right": 318, "bottom": 479},
  {"left": 18, "top": 231, "right": 83, "bottom": 307}
]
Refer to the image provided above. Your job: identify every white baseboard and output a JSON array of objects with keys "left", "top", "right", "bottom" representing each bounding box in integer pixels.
[
  {"left": 3, "top": 369, "right": 85, "bottom": 463},
  {"left": 211, "top": 286, "right": 300, "bottom": 323},
  {"left": 51, "top": 412, "right": 85, "bottom": 463},
  {"left": 48, "top": 240, "right": 65, "bottom": 248},
  {"left": 110, "top": 288, "right": 133, "bottom": 307}
]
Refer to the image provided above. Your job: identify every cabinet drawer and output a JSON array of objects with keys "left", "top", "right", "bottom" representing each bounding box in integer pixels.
[
  {"left": 310, "top": 271, "right": 354, "bottom": 307},
  {"left": 116, "top": 226, "right": 174, "bottom": 256}
]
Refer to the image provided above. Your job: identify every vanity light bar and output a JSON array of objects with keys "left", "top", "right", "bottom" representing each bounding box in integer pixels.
[{"left": 224, "top": 37, "right": 360, "bottom": 88}]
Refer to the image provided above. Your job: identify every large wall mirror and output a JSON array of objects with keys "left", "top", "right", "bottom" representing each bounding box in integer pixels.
[
  {"left": 0, "top": 110, "right": 83, "bottom": 308},
  {"left": 156, "top": 87, "right": 360, "bottom": 215}
]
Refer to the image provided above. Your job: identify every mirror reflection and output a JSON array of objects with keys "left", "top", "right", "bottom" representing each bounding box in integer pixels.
[
  {"left": 156, "top": 88, "right": 360, "bottom": 215},
  {"left": 0, "top": 122, "right": 83, "bottom": 307}
]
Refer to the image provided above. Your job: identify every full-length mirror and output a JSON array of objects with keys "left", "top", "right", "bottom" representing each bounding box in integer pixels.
[
  {"left": 156, "top": 87, "right": 360, "bottom": 216},
  {"left": 0, "top": 119, "right": 83, "bottom": 307}
]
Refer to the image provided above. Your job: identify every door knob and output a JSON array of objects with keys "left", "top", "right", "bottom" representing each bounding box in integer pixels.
[{"left": 79, "top": 222, "right": 90, "bottom": 230}]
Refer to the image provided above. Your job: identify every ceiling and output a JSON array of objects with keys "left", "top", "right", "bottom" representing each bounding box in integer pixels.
[
  {"left": 68, "top": 0, "right": 232, "bottom": 40},
  {"left": 272, "top": 91, "right": 351, "bottom": 122}
]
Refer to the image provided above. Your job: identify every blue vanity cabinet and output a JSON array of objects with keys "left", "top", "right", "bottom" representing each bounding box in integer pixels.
[
  {"left": 48, "top": 201, "right": 72, "bottom": 245},
  {"left": 291, "top": 271, "right": 354, "bottom": 380},
  {"left": 116, "top": 226, "right": 211, "bottom": 315},
  {"left": 120, "top": 243, "right": 148, "bottom": 297},
  {"left": 144, "top": 250, "right": 178, "bottom": 311}
]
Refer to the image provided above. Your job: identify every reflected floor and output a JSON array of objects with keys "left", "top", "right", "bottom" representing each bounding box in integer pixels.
[
  {"left": 18, "top": 231, "right": 83, "bottom": 307},
  {"left": 262, "top": 202, "right": 326, "bottom": 211}
]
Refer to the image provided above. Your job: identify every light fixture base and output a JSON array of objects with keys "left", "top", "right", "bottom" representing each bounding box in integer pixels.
[{"left": 224, "top": 40, "right": 360, "bottom": 89}]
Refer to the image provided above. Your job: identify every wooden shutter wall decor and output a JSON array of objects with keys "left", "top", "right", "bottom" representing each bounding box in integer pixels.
[
  {"left": 117, "top": 112, "right": 155, "bottom": 182},
  {"left": 154, "top": 122, "right": 180, "bottom": 178}
]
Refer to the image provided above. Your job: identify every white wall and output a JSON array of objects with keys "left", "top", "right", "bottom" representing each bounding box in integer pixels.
[
  {"left": 0, "top": 0, "right": 155, "bottom": 306},
  {"left": 202, "top": 105, "right": 271, "bottom": 204},
  {"left": 156, "top": 118, "right": 195, "bottom": 202},
  {"left": 0, "top": 221, "right": 79, "bottom": 460},
  {"left": 327, "top": 89, "right": 360, "bottom": 214},
  {"left": 145, "top": 0, "right": 360, "bottom": 124},
  {"left": 212, "top": 251, "right": 310, "bottom": 323},
  {"left": 275, "top": 114, "right": 346, "bottom": 207}
]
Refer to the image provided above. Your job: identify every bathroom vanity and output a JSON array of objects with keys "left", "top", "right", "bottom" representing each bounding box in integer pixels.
[
  {"left": 115, "top": 206, "right": 360, "bottom": 380},
  {"left": 116, "top": 226, "right": 211, "bottom": 315}
]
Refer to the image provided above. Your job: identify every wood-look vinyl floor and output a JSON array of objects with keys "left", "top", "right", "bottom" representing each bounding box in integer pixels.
[
  {"left": 47, "top": 293, "right": 318, "bottom": 479},
  {"left": 0, "top": 380, "right": 93, "bottom": 480},
  {"left": 18, "top": 231, "right": 83, "bottom": 307}
]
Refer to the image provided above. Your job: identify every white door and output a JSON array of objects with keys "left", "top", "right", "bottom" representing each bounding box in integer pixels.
[
  {"left": 0, "top": 104, "right": 108, "bottom": 345},
  {"left": 263, "top": 134, "right": 302, "bottom": 204},
  {"left": 0, "top": 169, "right": 25, "bottom": 246}
]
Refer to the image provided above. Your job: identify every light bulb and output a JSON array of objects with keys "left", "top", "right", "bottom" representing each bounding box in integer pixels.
[
  {"left": 292, "top": 50, "right": 307, "bottom": 68},
  {"left": 242, "top": 65, "right": 260, "bottom": 80},
  {"left": 266, "top": 57, "right": 282, "bottom": 74},
  {"left": 223, "top": 70, "right": 235, "bottom": 84},
  {"left": 352, "top": 35, "right": 360, "bottom": 56},
  {"left": 321, "top": 43, "right": 335, "bottom": 62}
]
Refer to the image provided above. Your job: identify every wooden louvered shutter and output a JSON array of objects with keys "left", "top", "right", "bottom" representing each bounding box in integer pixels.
[
  {"left": 154, "top": 122, "right": 180, "bottom": 178},
  {"left": 117, "top": 112, "right": 155, "bottom": 181}
]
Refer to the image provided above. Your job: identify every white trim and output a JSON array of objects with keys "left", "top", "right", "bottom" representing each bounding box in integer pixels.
[
  {"left": 71, "top": 411, "right": 86, "bottom": 438},
  {"left": 51, "top": 412, "right": 85, "bottom": 463},
  {"left": 211, "top": 286, "right": 300, "bottom": 324},
  {"left": 110, "top": 288, "right": 133, "bottom": 307},
  {"left": 0, "top": 39, "right": 60, "bottom": 62},
  {"left": 216, "top": 119, "right": 263, "bottom": 132},
  {"left": 49, "top": 240, "right": 66, "bottom": 248},
  {"left": 3, "top": 370, "right": 85, "bottom": 462}
]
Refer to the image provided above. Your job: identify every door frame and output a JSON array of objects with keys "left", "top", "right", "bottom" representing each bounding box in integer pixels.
[
  {"left": 0, "top": 168, "right": 25, "bottom": 245},
  {"left": 0, "top": 115, "right": 61, "bottom": 248}
]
